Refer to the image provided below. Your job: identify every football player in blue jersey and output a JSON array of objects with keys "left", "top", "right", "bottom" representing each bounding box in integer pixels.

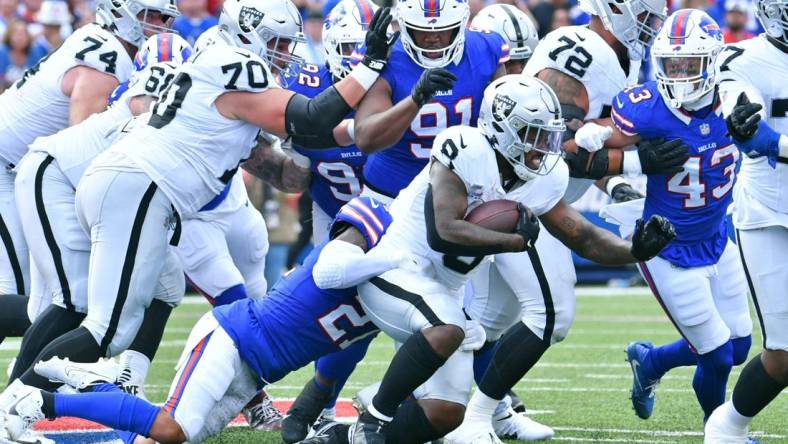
[
  {"left": 353, "top": 0, "right": 508, "bottom": 203},
  {"left": 567, "top": 10, "right": 754, "bottom": 425},
  {"left": 0, "top": 197, "right": 405, "bottom": 444},
  {"left": 279, "top": 1, "right": 380, "bottom": 441}
]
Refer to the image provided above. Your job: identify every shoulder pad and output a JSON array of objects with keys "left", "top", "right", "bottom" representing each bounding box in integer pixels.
[
  {"left": 191, "top": 46, "right": 277, "bottom": 93},
  {"left": 68, "top": 24, "right": 133, "bottom": 80}
]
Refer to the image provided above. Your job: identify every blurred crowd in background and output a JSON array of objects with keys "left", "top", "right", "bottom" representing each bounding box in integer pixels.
[{"left": 0, "top": 0, "right": 765, "bottom": 285}]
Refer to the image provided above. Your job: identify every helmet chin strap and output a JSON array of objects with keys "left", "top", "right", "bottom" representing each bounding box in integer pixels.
[
  {"left": 681, "top": 88, "right": 714, "bottom": 111},
  {"left": 627, "top": 59, "right": 641, "bottom": 85}
]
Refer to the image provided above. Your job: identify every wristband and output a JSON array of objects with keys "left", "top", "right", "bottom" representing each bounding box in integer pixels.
[
  {"left": 622, "top": 149, "right": 643, "bottom": 177},
  {"left": 349, "top": 63, "right": 379, "bottom": 90},
  {"left": 606, "top": 176, "right": 627, "bottom": 197}
]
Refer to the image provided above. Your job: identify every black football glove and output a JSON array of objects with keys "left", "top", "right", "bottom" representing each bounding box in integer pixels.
[
  {"left": 564, "top": 148, "right": 609, "bottom": 179},
  {"left": 515, "top": 203, "right": 540, "bottom": 251},
  {"left": 361, "top": 7, "right": 400, "bottom": 73},
  {"left": 726, "top": 92, "right": 763, "bottom": 142},
  {"left": 630, "top": 215, "right": 676, "bottom": 261},
  {"left": 411, "top": 69, "right": 457, "bottom": 108},
  {"left": 610, "top": 182, "right": 643, "bottom": 203},
  {"left": 637, "top": 138, "right": 690, "bottom": 175}
]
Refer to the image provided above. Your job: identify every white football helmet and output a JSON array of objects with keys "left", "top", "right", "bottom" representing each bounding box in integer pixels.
[
  {"left": 471, "top": 4, "right": 538, "bottom": 61},
  {"left": 651, "top": 9, "right": 723, "bottom": 109},
  {"left": 396, "top": 0, "right": 470, "bottom": 68},
  {"left": 219, "top": 0, "right": 306, "bottom": 77},
  {"left": 579, "top": 0, "right": 667, "bottom": 61},
  {"left": 194, "top": 25, "right": 232, "bottom": 54},
  {"left": 133, "top": 32, "right": 193, "bottom": 71},
  {"left": 323, "top": 0, "right": 378, "bottom": 79},
  {"left": 756, "top": 0, "right": 788, "bottom": 46},
  {"left": 479, "top": 75, "right": 565, "bottom": 182},
  {"left": 126, "top": 60, "right": 181, "bottom": 99},
  {"left": 96, "top": 0, "right": 180, "bottom": 49}
]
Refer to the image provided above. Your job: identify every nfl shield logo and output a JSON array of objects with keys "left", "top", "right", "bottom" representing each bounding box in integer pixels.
[{"left": 700, "top": 123, "right": 710, "bottom": 136}]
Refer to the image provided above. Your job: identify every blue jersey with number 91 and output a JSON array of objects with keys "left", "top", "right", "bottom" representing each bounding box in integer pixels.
[
  {"left": 213, "top": 239, "right": 378, "bottom": 383},
  {"left": 362, "top": 30, "right": 509, "bottom": 198},
  {"left": 611, "top": 81, "right": 740, "bottom": 268},
  {"left": 286, "top": 63, "right": 366, "bottom": 218}
]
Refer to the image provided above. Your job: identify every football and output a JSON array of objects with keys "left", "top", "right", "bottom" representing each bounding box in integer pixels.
[{"left": 465, "top": 199, "right": 520, "bottom": 233}]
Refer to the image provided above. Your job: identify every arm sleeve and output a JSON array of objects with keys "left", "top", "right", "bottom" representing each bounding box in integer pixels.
[
  {"left": 284, "top": 87, "right": 352, "bottom": 138},
  {"left": 312, "top": 240, "right": 403, "bottom": 289}
]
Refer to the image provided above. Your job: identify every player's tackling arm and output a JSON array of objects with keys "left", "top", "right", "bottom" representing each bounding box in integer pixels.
[
  {"left": 353, "top": 78, "right": 419, "bottom": 153},
  {"left": 536, "top": 68, "right": 590, "bottom": 124},
  {"left": 426, "top": 161, "right": 526, "bottom": 254},
  {"left": 541, "top": 199, "right": 676, "bottom": 263},
  {"left": 62, "top": 66, "right": 119, "bottom": 125},
  {"left": 241, "top": 136, "right": 310, "bottom": 193}
]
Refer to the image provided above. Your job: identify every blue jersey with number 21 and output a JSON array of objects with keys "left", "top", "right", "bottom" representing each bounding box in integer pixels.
[
  {"left": 213, "top": 240, "right": 378, "bottom": 383},
  {"left": 287, "top": 63, "right": 366, "bottom": 218},
  {"left": 362, "top": 30, "right": 509, "bottom": 197},
  {"left": 611, "top": 81, "right": 740, "bottom": 268}
]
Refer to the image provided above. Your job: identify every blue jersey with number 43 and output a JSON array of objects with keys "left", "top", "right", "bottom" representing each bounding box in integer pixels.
[
  {"left": 213, "top": 240, "right": 378, "bottom": 383},
  {"left": 286, "top": 63, "right": 366, "bottom": 218},
  {"left": 611, "top": 81, "right": 740, "bottom": 268},
  {"left": 362, "top": 30, "right": 509, "bottom": 198}
]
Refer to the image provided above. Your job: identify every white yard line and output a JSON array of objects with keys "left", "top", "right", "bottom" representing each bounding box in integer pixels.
[{"left": 553, "top": 427, "right": 785, "bottom": 440}]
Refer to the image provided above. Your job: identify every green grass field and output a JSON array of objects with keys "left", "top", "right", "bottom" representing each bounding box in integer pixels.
[{"left": 1, "top": 290, "right": 785, "bottom": 443}]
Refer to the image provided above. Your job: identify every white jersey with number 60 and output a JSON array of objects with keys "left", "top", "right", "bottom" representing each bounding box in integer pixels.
[
  {"left": 716, "top": 35, "right": 788, "bottom": 228},
  {"left": 0, "top": 23, "right": 132, "bottom": 166},
  {"left": 94, "top": 45, "right": 278, "bottom": 217}
]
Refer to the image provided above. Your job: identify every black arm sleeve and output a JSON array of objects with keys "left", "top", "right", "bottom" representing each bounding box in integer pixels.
[
  {"left": 561, "top": 103, "right": 587, "bottom": 141},
  {"left": 564, "top": 148, "right": 611, "bottom": 179},
  {"left": 288, "top": 133, "right": 340, "bottom": 149},
  {"left": 424, "top": 185, "right": 510, "bottom": 256},
  {"left": 284, "top": 86, "right": 352, "bottom": 137}
]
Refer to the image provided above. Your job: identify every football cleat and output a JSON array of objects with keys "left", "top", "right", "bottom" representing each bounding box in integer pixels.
[
  {"left": 493, "top": 407, "right": 554, "bottom": 441},
  {"left": 508, "top": 390, "right": 526, "bottom": 413},
  {"left": 33, "top": 357, "right": 117, "bottom": 391},
  {"left": 625, "top": 341, "right": 661, "bottom": 419},
  {"left": 704, "top": 402, "right": 748, "bottom": 444},
  {"left": 3, "top": 385, "right": 44, "bottom": 441},
  {"left": 351, "top": 381, "right": 381, "bottom": 416},
  {"left": 243, "top": 392, "right": 283, "bottom": 431},
  {"left": 445, "top": 417, "right": 503, "bottom": 444},
  {"left": 281, "top": 379, "right": 334, "bottom": 443},
  {"left": 298, "top": 420, "right": 351, "bottom": 444},
  {"left": 349, "top": 412, "right": 387, "bottom": 444}
]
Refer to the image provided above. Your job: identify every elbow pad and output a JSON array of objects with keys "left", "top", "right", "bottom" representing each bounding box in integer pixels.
[
  {"left": 284, "top": 87, "right": 352, "bottom": 137},
  {"left": 424, "top": 185, "right": 506, "bottom": 256}
]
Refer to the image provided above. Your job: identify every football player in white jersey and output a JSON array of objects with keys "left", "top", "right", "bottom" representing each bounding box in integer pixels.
[
  {"left": 0, "top": 0, "right": 179, "bottom": 341},
  {"left": 704, "top": 0, "right": 788, "bottom": 440},
  {"left": 338, "top": 75, "right": 675, "bottom": 444},
  {"left": 470, "top": 3, "right": 539, "bottom": 75},
  {"left": 0, "top": 0, "right": 399, "bottom": 423},
  {"left": 3, "top": 33, "right": 190, "bottom": 395}
]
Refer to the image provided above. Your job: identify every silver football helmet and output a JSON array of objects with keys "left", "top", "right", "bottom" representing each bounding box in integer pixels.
[
  {"left": 96, "top": 0, "right": 180, "bottom": 49},
  {"left": 756, "top": 0, "right": 788, "bottom": 46},
  {"left": 479, "top": 75, "right": 565, "bottom": 182},
  {"left": 579, "top": 0, "right": 667, "bottom": 61},
  {"left": 219, "top": 0, "right": 306, "bottom": 78},
  {"left": 471, "top": 4, "right": 538, "bottom": 62}
]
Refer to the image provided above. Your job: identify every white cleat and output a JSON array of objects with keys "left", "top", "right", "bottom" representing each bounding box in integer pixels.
[
  {"left": 33, "top": 357, "right": 118, "bottom": 391},
  {"left": 3, "top": 385, "right": 44, "bottom": 441},
  {"left": 444, "top": 418, "right": 503, "bottom": 444},
  {"left": 704, "top": 403, "right": 748, "bottom": 444},
  {"left": 493, "top": 407, "right": 554, "bottom": 441}
]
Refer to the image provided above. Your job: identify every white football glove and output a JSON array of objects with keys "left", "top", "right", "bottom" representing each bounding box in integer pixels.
[
  {"left": 461, "top": 319, "right": 487, "bottom": 351},
  {"left": 575, "top": 122, "right": 613, "bottom": 153}
]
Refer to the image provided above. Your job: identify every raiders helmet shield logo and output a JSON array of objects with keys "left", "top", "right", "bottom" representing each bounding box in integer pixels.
[
  {"left": 492, "top": 94, "right": 516, "bottom": 121},
  {"left": 239, "top": 6, "right": 264, "bottom": 33}
]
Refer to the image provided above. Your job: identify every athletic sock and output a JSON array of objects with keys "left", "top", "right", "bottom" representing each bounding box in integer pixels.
[
  {"left": 731, "top": 354, "right": 786, "bottom": 417},
  {"left": 478, "top": 321, "right": 549, "bottom": 400},
  {"left": 117, "top": 350, "right": 151, "bottom": 388},
  {"left": 0, "top": 294, "right": 31, "bottom": 345},
  {"left": 693, "top": 340, "right": 733, "bottom": 419},
  {"left": 383, "top": 401, "right": 441, "bottom": 444},
  {"left": 465, "top": 390, "right": 500, "bottom": 423},
  {"left": 51, "top": 389, "right": 159, "bottom": 437},
  {"left": 370, "top": 331, "right": 447, "bottom": 420},
  {"left": 9, "top": 305, "right": 85, "bottom": 382},
  {"left": 127, "top": 299, "right": 173, "bottom": 362},
  {"left": 644, "top": 338, "right": 697, "bottom": 379},
  {"left": 472, "top": 340, "right": 498, "bottom": 385},
  {"left": 19, "top": 326, "right": 101, "bottom": 390},
  {"left": 731, "top": 336, "right": 752, "bottom": 366},
  {"left": 315, "top": 335, "right": 373, "bottom": 408}
]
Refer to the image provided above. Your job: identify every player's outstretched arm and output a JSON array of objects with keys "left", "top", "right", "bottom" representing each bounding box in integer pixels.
[
  {"left": 541, "top": 199, "right": 675, "bottom": 264},
  {"left": 354, "top": 68, "right": 457, "bottom": 153},
  {"left": 242, "top": 135, "right": 310, "bottom": 193},
  {"left": 217, "top": 7, "right": 397, "bottom": 140},
  {"left": 426, "top": 161, "right": 531, "bottom": 255},
  {"left": 63, "top": 66, "right": 120, "bottom": 125}
]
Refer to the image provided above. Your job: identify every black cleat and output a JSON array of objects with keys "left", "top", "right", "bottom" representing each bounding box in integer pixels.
[
  {"left": 507, "top": 389, "right": 525, "bottom": 413},
  {"left": 281, "top": 378, "right": 334, "bottom": 443},
  {"left": 349, "top": 412, "right": 387, "bottom": 444},
  {"left": 297, "top": 421, "right": 350, "bottom": 444}
]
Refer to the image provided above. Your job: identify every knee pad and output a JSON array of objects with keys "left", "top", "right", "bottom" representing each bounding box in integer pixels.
[{"left": 732, "top": 336, "right": 752, "bottom": 366}]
